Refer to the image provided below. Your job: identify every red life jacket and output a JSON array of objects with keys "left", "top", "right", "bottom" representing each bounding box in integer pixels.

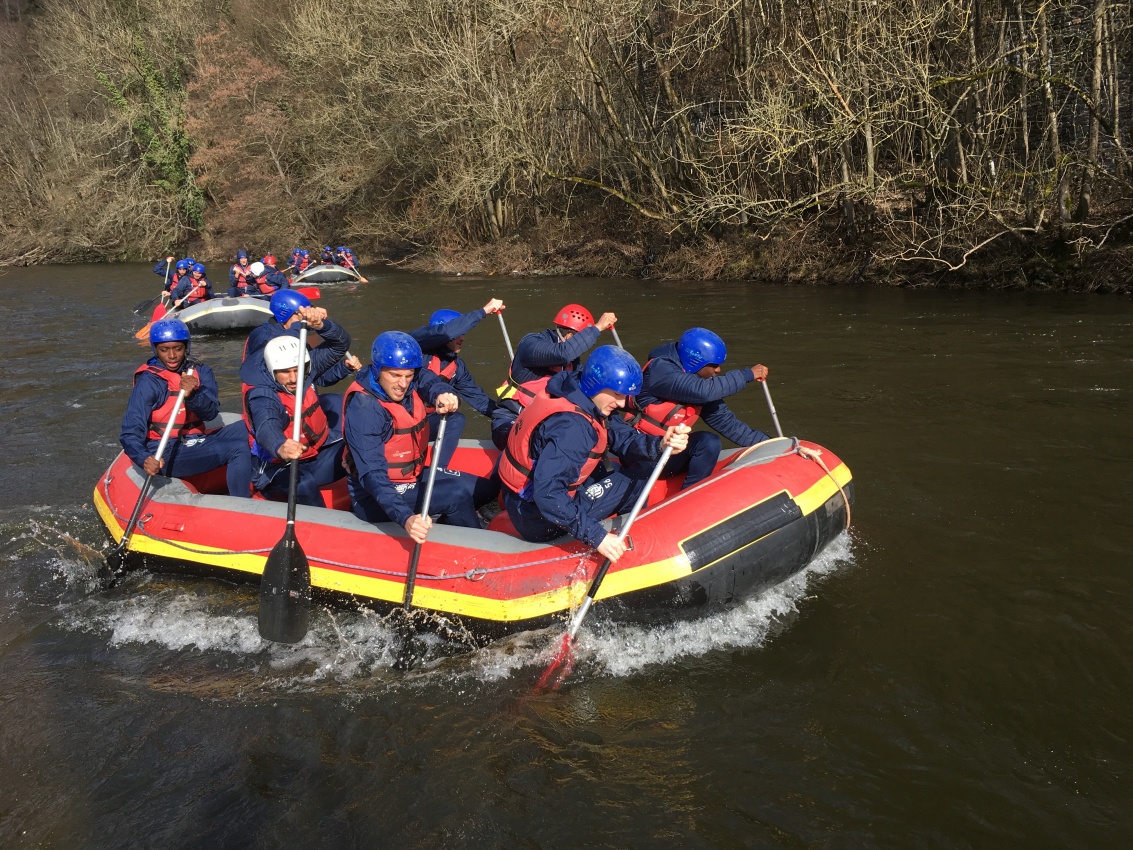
[
  {"left": 232, "top": 264, "right": 253, "bottom": 294},
  {"left": 298, "top": 257, "right": 310, "bottom": 272},
  {"left": 499, "top": 393, "right": 608, "bottom": 498},
  {"left": 242, "top": 382, "right": 328, "bottom": 463},
  {"left": 341, "top": 381, "right": 429, "bottom": 483},
  {"left": 620, "top": 362, "right": 701, "bottom": 436},
  {"left": 423, "top": 354, "right": 458, "bottom": 415},
  {"left": 166, "top": 271, "right": 184, "bottom": 292},
  {"left": 183, "top": 276, "right": 209, "bottom": 305},
  {"left": 134, "top": 363, "right": 209, "bottom": 441},
  {"left": 496, "top": 359, "right": 573, "bottom": 408},
  {"left": 253, "top": 272, "right": 275, "bottom": 295}
]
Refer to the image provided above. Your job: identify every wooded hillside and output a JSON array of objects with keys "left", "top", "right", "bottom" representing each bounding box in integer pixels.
[{"left": 3, "top": 0, "right": 1132, "bottom": 289}]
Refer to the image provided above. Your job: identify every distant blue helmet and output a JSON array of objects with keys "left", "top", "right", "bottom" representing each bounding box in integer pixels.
[
  {"left": 372, "top": 331, "right": 422, "bottom": 369},
  {"left": 579, "top": 345, "right": 642, "bottom": 396},
  {"left": 269, "top": 289, "right": 311, "bottom": 323},
  {"left": 677, "top": 328, "right": 727, "bottom": 373},
  {"left": 190, "top": 262, "right": 206, "bottom": 276},
  {"left": 429, "top": 308, "right": 461, "bottom": 328},
  {"left": 184, "top": 257, "right": 196, "bottom": 265},
  {"left": 236, "top": 249, "right": 248, "bottom": 260},
  {"left": 175, "top": 259, "right": 192, "bottom": 271},
  {"left": 324, "top": 245, "right": 332, "bottom": 251},
  {"left": 300, "top": 249, "right": 309, "bottom": 257},
  {"left": 150, "top": 318, "right": 190, "bottom": 350},
  {"left": 292, "top": 248, "right": 302, "bottom": 256},
  {"left": 336, "top": 246, "right": 346, "bottom": 252}
]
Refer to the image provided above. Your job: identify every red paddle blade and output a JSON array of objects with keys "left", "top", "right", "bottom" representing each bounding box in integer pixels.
[
  {"left": 294, "top": 286, "right": 321, "bottom": 299},
  {"left": 534, "top": 633, "right": 575, "bottom": 692}
]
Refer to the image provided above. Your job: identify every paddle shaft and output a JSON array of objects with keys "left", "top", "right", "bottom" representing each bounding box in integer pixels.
[
  {"left": 114, "top": 368, "right": 193, "bottom": 559},
  {"left": 761, "top": 379, "right": 784, "bottom": 438},
  {"left": 566, "top": 445, "right": 673, "bottom": 639},
  {"left": 403, "top": 413, "right": 448, "bottom": 609},
  {"left": 497, "top": 312, "right": 515, "bottom": 361},
  {"left": 610, "top": 326, "right": 624, "bottom": 349},
  {"left": 283, "top": 323, "right": 310, "bottom": 532}
]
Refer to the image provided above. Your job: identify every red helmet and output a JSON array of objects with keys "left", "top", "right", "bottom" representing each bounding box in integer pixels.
[
  {"left": 553, "top": 303, "right": 594, "bottom": 333},
  {"left": 262, "top": 254, "right": 276, "bottom": 266}
]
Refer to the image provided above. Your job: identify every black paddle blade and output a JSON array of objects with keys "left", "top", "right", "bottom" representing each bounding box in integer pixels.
[{"left": 257, "top": 532, "right": 311, "bottom": 643}]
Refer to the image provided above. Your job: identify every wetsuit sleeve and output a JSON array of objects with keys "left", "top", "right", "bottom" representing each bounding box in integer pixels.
[
  {"left": 700, "top": 400, "right": 770, "bottom": 446},
  {"left": 410, "top": 308, "right": 489, "bottom": 351},
  {"left": 228, "top": 265, "right": 240, "bottom": 287},
  {"left": 308, "top": 319, "right": 351, "bottom": 384},
  {"left": 451, "top": 360, "right": 494, "bottom": 417},
  {"left": 171, "top": 279, "right": 190, "bottom": 303},
  {"left": 245, "top": 386, "right": 290, "bottom": 459},
  {"left": 344, "top": 392, "right": 415, "bottom": 527},
  {"left": 606, "top": 415, "right": 662, "bottom": 463},
  {"left": 183, "top": 363, "right": 220, "bottom": 423},
  {"left": 530, "top": 414, "right": 610, "bottom": 550},
  {"left": 644, "top": 356, "right": 753, "bottom": 405},
  {"left": 416, "top": 367, "right": 457, "bottom": 406},
  {"left": 153, "top": 259, "right": 170, "bottom": 278},
  {"left": 517, "top": 325, "right": 600, "bottom": 370},
  {"left": 119, "top": 373, "right": 166, "bottom": 468}
]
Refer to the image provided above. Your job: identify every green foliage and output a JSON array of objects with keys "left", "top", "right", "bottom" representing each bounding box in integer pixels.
[{"left": 95, "top": 30, "right": 203, "bottom": 229}]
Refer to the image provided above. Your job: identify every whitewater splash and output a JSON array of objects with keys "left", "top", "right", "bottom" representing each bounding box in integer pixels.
[{"left": 57, "top": 532, "right": 855, "bottom": 690}]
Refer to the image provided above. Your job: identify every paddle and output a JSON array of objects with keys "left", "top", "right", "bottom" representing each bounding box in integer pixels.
[
  {"left": 760, "top": 378, "right": 784, "bottom": 438},
  {"left": 258, "top": 322, "right": 313, "bottom": 644},
  {"left": 535, "top": 444, "right": 674, "bottom": 691},
  {"left": 394, "top": 413, "right": 448, "bottom": 670},
  {"left": 104, "top": 367, "right": 193, "bottom": 579},
  {"left": 610, "top": 325, "right": 625, "bottom": 349},
  {"left": 497, "top": 311, "right": 515, "bottom": 360},
  {"left": 132, "top": 259, "right": 172, "bottom": 316},
  {"left": 135, "top": 291, "right": 190, "bottom": 340}
]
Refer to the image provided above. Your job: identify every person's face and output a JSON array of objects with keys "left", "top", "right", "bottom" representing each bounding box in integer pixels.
[
  {"left": 695, "top": 363, "right": 721, "bottom": 378},
  {"left": 446, "top": 335, "right": 465, "bottom": 354},
  {"left": 274, "top": 367, "right": 299, "bottom": 394},
  {"left": 155, "top": 341, "right": 187, "bottom": 370},
  {"left": 191, "top": 271, "right": 203, "bottom": 280},
  {"left": 379, "top": 367, "right": 415, "bottom": 402},
  {"left": 555, "top": 326, "right": 576, "bottom": 343},
  {"left": 590, "top": 389, "right": 627, "bottom": 417},
  {"left": 239, "top": 257, "right": 248, "bottom": 267}
]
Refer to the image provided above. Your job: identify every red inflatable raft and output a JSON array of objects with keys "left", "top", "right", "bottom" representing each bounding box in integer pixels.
[{"left": 93, "top": 417, "right": 852, "bottom": 639}]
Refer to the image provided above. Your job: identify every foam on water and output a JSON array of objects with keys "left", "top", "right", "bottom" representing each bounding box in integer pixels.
[{"left": 57, "top": 532, "right": 855, "bottom": 692}]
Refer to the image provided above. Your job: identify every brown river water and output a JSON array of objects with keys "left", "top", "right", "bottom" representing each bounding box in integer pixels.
[{"left": 0, "top": 264, "right": 1130, "bottom": 847}]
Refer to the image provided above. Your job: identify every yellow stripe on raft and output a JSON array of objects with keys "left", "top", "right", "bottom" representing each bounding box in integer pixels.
[{"left": 91, "top": 463, "right": 851, "bottom": 624}]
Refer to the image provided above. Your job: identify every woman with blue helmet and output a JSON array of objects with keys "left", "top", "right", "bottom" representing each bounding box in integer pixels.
[
  {"left": 341, "top": 332, "right": 498, "bottom": 541},
  {"left": 620, "top": 327, "right": 771, "bottom": 490},
  {"left": 407, "top": 297, "right": 506, "bottom": 467},
  {"left": 499, "top": 345, "right": 689, "bottom": 563},
  {"left": 118, "top": 319, "right": 251, "bottom": 497}
]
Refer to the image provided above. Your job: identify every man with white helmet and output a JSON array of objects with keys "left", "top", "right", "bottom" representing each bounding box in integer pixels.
[
  {"left": 499, "top": 345, "right": 689, "bottom": 562},
  {"left": 342, "top": 331, "right": 498, "bottom": 541},
  {"left": 243, "top": 335, "right": 348, "bottom": 506},
  {"left": 239, "top": 289, "right": 359, "bottom": 389},
  {"left": 119, "top": 318, "right": 251, "bottom": 497},
  {"left": 245, "top": 258, "right": 290, "bottom": 295},
  {"left": 621, "top": 327, "right": 771, "bottom": 491}
]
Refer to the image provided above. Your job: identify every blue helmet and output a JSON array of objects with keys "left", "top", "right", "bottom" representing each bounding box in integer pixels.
[
  {"left": 150, "top": 318, "right": 190, "bottom": 350},
  {"left": 184, "top": 257, "right": 196, "bottom": 265},
  {"left": 236, "top": 249, "right": 248, "bottom": 260},
  {"left": 300, "top": 249, "right": 309, "bottom": 257},
  {"left": 269, "top": 289, "right": 310, "bottom": 323},
  {"left": 429, "top": 308, "right": 461, "bottom": 328},
  {"left": 372, "top": 331, "right": 422, "bottom": 369},
  {"left": 579, "top": 345, "right": 642, "bottom": 396},
  {"left": 175, "top": 258, "right": 192, "bottom": 271},
  {"left": 677, "top": 328, "right": 727, "bottom": 373},
  {"left": 190, "top": 262, "right": 206, "bottom": 276},
  {"left": 336, "top": 245, "right": 346, "bottom": 252}
]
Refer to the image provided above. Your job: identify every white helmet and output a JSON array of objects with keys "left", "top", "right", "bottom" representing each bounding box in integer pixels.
[
  {"left": 249, "top": 261, "right": 265, "bottom": 276},
  {"left": 263, "top": 336, "right": 311, "bottom": 373}
]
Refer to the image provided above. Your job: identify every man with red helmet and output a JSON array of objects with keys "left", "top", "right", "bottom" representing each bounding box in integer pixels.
[{"left": 489, "top": 302, "right": 618, "bottom": 449}]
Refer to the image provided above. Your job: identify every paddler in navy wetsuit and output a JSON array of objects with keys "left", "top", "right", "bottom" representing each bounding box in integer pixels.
[
  {"left": 152, "top": 256, "right": 194, "bottom": 295},
  {"left": 621, "top": 327, "right": 771, "bottom": 490},
  {"left": 228, "top": 249, "right": 254, "bottom": 295},
  {"left": 119, "top": 318, "right": 252, "bottom": 497},
  {"left": 170, "top": 262, "right": 214, "bottom": 306},
  {"left": 499, "top": 346, "right": 689, "bottom": 563},
  {"left": 343, "top": 332, "right": 498, "bottom": 542},
  {"left": 489, "top": 303, "right": 619, "bottom": 450},
  {"left": 243, "top": 335, "right": 349, "bottom": 506},
  {"left": 408, "top": 297, "right": 505, "bottom": 468},
  {"left": 240, "top": 290, "right": 360, "bottom": 389}
]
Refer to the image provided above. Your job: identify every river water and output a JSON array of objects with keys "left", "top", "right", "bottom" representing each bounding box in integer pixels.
[{"left": 1, "top": 264, "right": 1130, "bottom": 847}]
